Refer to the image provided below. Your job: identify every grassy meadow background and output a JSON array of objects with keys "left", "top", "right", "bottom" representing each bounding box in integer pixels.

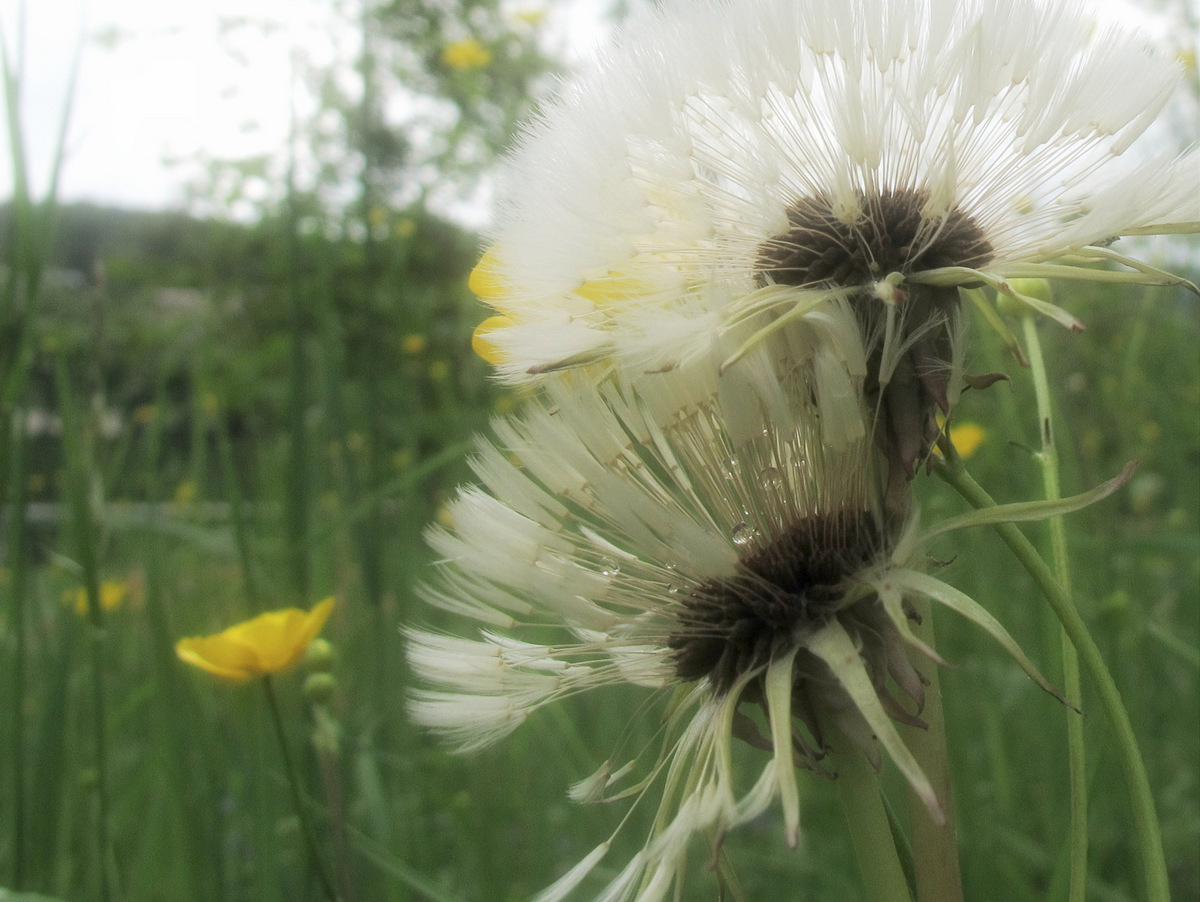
[{"left": 0, "top": 2, "right": 1197, "bottom": 900}]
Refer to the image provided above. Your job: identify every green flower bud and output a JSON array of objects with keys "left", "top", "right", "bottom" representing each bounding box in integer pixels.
[
  {"left": 304, "top": 672, "right": 337, "bottom": 706},
  {"left": 303, "top": 637, "right": 337, "bottom": 673}
]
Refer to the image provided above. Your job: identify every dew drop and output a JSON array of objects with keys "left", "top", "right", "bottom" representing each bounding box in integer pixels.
[
  {"left": 599, "top": 557, "right": 621, "bottom": 577},
  {"left": 731, "top": 522, "right": 756, "bottom": 547},
  {"left": 759, "top": 466, "right": 782, "bottom": 490}
]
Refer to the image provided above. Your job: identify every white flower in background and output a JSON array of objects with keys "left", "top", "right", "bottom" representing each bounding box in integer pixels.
[
  {"left": 407, "top": 347, "right": 1123, "bottom": 901},
  {"left": 471, "top": 0, "right": 1197, "bottom": 475}
]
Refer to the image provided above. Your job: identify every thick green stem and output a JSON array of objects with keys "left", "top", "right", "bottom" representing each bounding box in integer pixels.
[
  {"left": 1022, "top": 316, "right": 1088, "bottom": 902},
  {"left": 263, "top": 676, "right": 339, "bottom": 901},
  {"left": 827, "top": 728, "right": 914, "bottom": 902},
  {"left": 900, "top": 599, "right": 963, "bottom": 902},
  {"left": 934, "top": 459, "right": 1170, "bottom": 902}
]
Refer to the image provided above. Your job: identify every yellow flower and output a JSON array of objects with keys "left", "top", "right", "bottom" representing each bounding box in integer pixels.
[
  {"left": 442, "top": 38, "right": 492, "bottom": 70},
  {"left": 67, "top": 580, "right": 129, "bottom": 616},
  {"left": 402, "top": 333, "right": 428, "bottom": 355},
  {"left": 175, "top": 598, "right": 336, "bottom": 683},
  {"left": 949, "top": 422, "right": 986, "bottom": 459}
]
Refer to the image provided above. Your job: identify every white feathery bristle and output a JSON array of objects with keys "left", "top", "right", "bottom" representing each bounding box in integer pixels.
[{"left": 468, "top": 0, "right": 1192, "bottom": 382}]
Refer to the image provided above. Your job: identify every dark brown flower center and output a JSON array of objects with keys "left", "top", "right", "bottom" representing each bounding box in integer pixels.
[
  {"left": 756, "top": 189, "right": 996, "bottom": 488},
  {"left": 755, "top": 188, "right": 993, "bottom": 289},
  {"left": 669, "top": 510, "right": 882, "bottom": 694}
]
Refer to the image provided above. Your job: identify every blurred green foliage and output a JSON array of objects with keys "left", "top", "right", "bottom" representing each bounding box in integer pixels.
[{"left": 0, "top": 0, "right": 1197, "bottom": 899}]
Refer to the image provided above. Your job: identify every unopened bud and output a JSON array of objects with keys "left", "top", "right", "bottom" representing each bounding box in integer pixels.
[
  {"left": 304, "top": 672, "right": 337, "bottom": 706},
  {"left": 304, "top": 637, "right": 337, "bottom": 673}
]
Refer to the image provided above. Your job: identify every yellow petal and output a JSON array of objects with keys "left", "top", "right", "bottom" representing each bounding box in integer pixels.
[
  {"left": 949, "top": 422, "right": 986, "bottom": 459},
  {"left": 472, "top": 315, "right": 514, "bottom": 364},
  {"left": 176, "top": 634, "right": 262, "bottom": 682},
  {"left": 468, "top": 249, "right": 511, "bottom": 303},
  {"left": 175, "top": 597, "right": 335, "bottom": 683}
]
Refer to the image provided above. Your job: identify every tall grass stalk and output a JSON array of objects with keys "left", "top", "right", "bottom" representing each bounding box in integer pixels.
[
  {"left": 138, "top": 377, "right": 225, "bottom": 897},
  {"left": 934, "top": 450, "right": 1170, "bottom": 902},
  {"left": 216, "top": 404, "right": 262, "bottom": 612},
  {"left": 6, "top": 413, "right": 29, "bottom": 885},
  {"left": 284, "top": 47, "right": 312, "bottom": 602},
  {"left": 1, "top": 10, "right": 80, "bottom": 889},
  {"left": 263, "top": 675, "right": 339, "bottom": 901},
  {"left": 55, "top": 358, "right": 114, "bottom": 901},
  {"left": 1021, "top": 314, "right": 1088, "bottom": 902}
]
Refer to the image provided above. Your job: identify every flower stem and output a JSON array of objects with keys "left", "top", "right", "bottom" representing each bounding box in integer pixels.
[
  {"left": 827, "top": 727, "right": 914, "bottom": 902},
  {"left": 934, "top": 458, "right": 1170, "bottom": 902},
  {"left": 1021, "top": 316, "right": 1087, "bottom": 902},
  {"left": 262, "top": 676, "right": 339, "bottom": 901},
  {"left": 900, "top": 598, "right": 964, "bottom": 902}
]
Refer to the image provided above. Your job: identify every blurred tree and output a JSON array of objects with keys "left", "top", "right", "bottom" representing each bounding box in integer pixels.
[{"left": 183, "top": 0, "right": 560, "bottom": 224}]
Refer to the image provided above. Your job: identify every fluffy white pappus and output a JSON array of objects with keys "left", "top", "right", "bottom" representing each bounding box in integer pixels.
[
  {"left": 408, "top": 341, "right": 1087, "bottom": 898},
  {"left": 407, "top": 350, "right": 880, "bottom": 895},
  {"left": 474, "top": 0, "right": 1195, "bottom": 382}
]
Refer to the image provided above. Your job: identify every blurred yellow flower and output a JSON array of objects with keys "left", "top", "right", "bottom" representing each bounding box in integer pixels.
[
  {"left": 173, "top": 481, "right": 198, "bottom": 506},
  {"left": 175, "top": 598, "right": 335, "bottom": 683},
  {"left": 394, "top": 218, "right": 416, "bottom": 239},
  {"left": 429, "top": 359, "right": 450, "bottom": 382},
  {"left": 402, "top": 333, "right": 428, "bottom": 355},
  {"left": 515, "top": 8, "right": 546, "bottom": 26},
  {"left": 442, "top": 38, "right": 492, "bottom": 70},
  {"left": 67, "top": 580, "right": 129, "bottom": 616},
  {"left": 949, "top": 422, "right": 986, "bottom": 459},
  {"left": 132, "top": 403, "right": 157, "bottom": 425}
]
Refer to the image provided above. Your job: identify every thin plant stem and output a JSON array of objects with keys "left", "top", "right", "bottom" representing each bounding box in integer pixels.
[
  {"left": 215, "top": 408, "right": 262, "bottom": 613},
  {"left": 7, "top": 413, "right": 28, "bottom": 886},
  {"left": 284, "top": 47, "right": 311, "bottom": 602},
  {"left": 933, "top": 454, "right": 1170, "bottom": 902},
  {"left": 1021, "top": 315, "right": 1088, "bottom": 902},
  {"left": 262, "top": 675, "right": 339, "bottom": 902},
  {"left": 826, "top": 726, "right": 914, "bottom": 902},
  {"left": 56, "top": 359, "right": 114, "bottom": 901},
  {"left": 900, "top": 598, "right": 964, "bottom": 902}
]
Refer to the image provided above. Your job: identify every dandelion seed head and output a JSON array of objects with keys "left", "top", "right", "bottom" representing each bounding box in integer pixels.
[
  {"left": 475, "top": 0, "right": 1194, "bottom": 388},
  {"left": 670, "top": 509, "right": 885, "bottom": 693}
]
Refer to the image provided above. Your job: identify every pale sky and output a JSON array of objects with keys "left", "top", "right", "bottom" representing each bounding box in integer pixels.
[
  {"left": 0, "top": 0, "right": 1190, "bottom": 216},
  {"left": 0, "top": 0, "right": 615, "bottom": 213}
]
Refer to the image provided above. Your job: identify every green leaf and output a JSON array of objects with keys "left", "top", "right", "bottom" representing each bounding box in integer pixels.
[{"left": 901, "top": 461, "right": 1137, "bottom": 559}]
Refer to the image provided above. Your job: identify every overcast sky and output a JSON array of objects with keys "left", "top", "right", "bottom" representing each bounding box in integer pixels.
[
  {"left": 0, "top": 0, "right": 1190, "bottom": 216},
  {"left": 0, "top": 0, "right": 614, "bottom": 212}
]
